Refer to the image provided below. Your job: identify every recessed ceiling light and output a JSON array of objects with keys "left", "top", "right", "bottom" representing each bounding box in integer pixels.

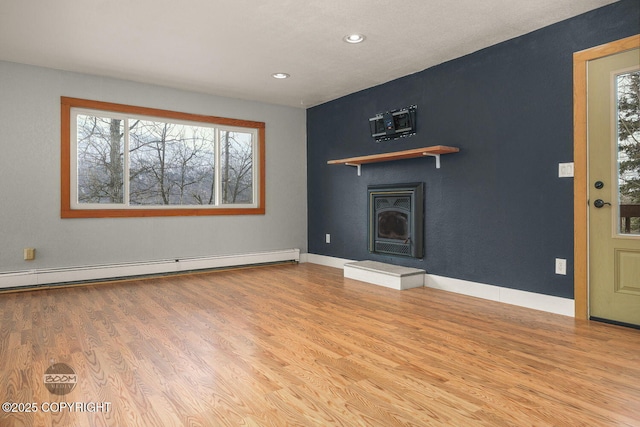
[
  {"left": 272, "top": 73, "right": 290, "bottom": 79},
  {"left": 343, "top": 34, "right": 365, "bottom": 44}
]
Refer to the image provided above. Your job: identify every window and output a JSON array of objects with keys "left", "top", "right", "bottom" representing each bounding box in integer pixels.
[{"left": 61, "top": 97, "right": 265, "bottom": 218}]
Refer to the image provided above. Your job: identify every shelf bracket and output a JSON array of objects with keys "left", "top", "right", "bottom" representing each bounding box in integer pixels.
[
  {"left": 422, "top": 152, "right": 441, "bottom": 169},
  {"left": 345, "top": 163, "right": 362, "bottom": 176}
]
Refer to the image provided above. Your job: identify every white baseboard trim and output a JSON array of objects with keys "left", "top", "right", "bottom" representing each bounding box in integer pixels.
[
  {"left": 302, "top": 253, "right": 355, "bottom": 269},
  {"left": 306, "top": 254, "right": 575, "bottom": 317},
  {"left": 425, "top": 274, "right": 574, "bottom": 317},
  {"left": 0, "top": 249, "right": 300, "bottom": 289}
]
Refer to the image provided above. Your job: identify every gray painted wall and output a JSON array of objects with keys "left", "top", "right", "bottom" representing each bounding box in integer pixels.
[{"left": 0, "top": 61, "right": 307, "bottom": 272}]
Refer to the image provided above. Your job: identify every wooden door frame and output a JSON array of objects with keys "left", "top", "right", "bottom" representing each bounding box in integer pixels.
[{"left": 573, "top": 35, "right": 640, "bottom": 319}]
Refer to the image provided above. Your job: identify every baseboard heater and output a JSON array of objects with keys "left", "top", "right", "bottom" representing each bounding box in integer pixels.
[{"left": 0, "top": 249, "right": 300, "bottom": 290}]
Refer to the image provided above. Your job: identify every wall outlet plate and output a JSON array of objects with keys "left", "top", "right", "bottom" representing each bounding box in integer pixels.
[
  {"left": 558, "top": 162, "right": 574, "bottom": 178},
  {"left": 325, "top": 234, "right": 331, "bottom": 244},
  {"left": 24, "top": 248, "right": 36, "bottom": 261},
  {"left": 555, "top": 258, "right": 567, "bottom": 275}
]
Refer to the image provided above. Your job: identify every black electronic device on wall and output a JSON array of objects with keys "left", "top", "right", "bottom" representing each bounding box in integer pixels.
[{"left": 369, "top": 105, "right": 416, "bottom": 142}]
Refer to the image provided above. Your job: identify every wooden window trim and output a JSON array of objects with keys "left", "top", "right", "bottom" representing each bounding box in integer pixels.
[{"left": 61, "top": 97, "right": 265, "bottom": 218}]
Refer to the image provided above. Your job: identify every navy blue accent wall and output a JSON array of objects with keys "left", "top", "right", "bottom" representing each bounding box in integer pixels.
[{"left": 307, "top": 0, "right": 639, "bottom": 299}]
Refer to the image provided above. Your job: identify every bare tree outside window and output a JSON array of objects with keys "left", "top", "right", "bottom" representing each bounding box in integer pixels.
[
  {"left": 75, "top": 113, "right": 255, "bottom": 207},
  {"left": 77, "top": 114, "right": 124, "bottom": 204},
  {"left": 221, "top": 130, "right": 253, "bottom": 204},
  {"left": 129, "top": 120, "right": 216, "bottom": 205}
]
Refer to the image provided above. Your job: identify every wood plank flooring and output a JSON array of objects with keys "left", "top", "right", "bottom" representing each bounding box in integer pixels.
[{"left": 0, "top": 262, "right": 639, "bottom": 426}]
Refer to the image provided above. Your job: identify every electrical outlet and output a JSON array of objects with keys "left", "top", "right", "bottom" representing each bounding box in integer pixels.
[
  {"left": 24, "top": 248, "right": 36, "bottom": 261},
  {"left": 558, "top": 162, "right": 574, "bottom": 178},
  {"left": 555, "top": 258, "right": 567, "bottom": 275},
  {"left": 325, "top": 234, "right": 331, "bottom": 244}
]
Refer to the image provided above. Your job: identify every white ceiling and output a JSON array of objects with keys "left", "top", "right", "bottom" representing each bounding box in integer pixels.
[{"left": 0, "top": 0, "right": 617, "bottom": 108}]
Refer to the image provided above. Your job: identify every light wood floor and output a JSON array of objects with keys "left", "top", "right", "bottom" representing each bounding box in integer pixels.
[{"left": 0, "top": 263, "right": 639, "bottom": 426}]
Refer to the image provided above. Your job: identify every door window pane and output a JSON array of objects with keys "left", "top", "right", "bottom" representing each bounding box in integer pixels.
[{"left": 616, "top": 70, "right": 640, "bottom": 234}]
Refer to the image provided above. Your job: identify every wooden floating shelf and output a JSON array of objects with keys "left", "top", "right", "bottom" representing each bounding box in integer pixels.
[{"left": 327, "top": 145, "right": 459, "bottom": 175}]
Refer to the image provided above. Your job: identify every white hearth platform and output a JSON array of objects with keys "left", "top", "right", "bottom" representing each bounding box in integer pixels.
[{"left": 343, "top": 261, "right": 425, "bottom": 290}]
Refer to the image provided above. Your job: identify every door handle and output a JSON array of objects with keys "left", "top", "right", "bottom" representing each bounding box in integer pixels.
[{"left": 593, "top": 199, "right": 611, "bottom": 208}]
